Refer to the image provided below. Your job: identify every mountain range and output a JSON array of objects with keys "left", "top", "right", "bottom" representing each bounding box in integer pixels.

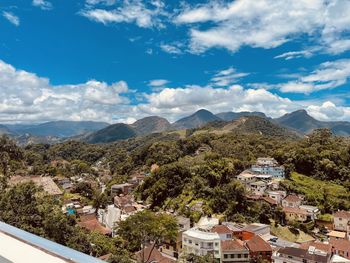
[{"left": 1, "top": 109, "right": 350, "bottom": 144}]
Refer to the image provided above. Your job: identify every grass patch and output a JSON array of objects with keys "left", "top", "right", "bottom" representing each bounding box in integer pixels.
[
  {"left": 271, "top": 223, "right": 314, "bottom": 243},
  {"left": 282, "top": 172, "right": 350, "bottom": 211}
]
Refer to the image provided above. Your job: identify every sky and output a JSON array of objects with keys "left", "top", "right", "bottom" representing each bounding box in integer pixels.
[{"left": 1, "top": 0, "right": 350, "bottom": 124}]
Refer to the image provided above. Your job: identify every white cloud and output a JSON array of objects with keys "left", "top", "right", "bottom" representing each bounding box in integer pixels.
[
  {"left": 279, "top": 58, "right": 350, "bottom": 93},
  {"left": 0, "top": 60, "right": 131, "bottom": 123},
  {"left": 2, "top": 12, "right": 20, "bottom": 26},
  {"left": 274, "top": 50, "right": 314, "bottom": 60},
  {"left": 307, "top": 101, "right": 350, "bottom": 121},
  {"left": 32, "top": 0, "right": 53, "bottom": 10},
  {"left": 174, "top": 0, "right": 350, "bottom": 54},
  {"left": 80, "top": 0, "right": 167, "bottom": 28},
  {"left": 137, "top": 85, "right": 298, "bottom": 121},
  {"left": 148, "top": 79, "right": 169, "bottom": 87},
  {"left": 211, "top": 67, "right": 249, "bottom": 86},
  {"left": 160, "top": 43, "right": 183, "bottom": 54}
]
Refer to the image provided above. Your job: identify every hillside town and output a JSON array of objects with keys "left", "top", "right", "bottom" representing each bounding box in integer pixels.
[{"left": 10, "top": 156, "right": 349, "bottom": 263}]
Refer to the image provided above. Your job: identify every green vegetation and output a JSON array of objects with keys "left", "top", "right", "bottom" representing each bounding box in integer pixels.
[
  {"left": 270, "top": 222, "right": 314, "bottom": 243},
  {"left": 281, "top": 172, "right": 350, "bottom": 213}
]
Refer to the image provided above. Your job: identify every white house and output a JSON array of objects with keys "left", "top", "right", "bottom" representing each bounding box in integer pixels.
[
  {"left": 249, "top": 181, "right": 267, "bottom": 196},
  {"left": 182, "top": 227, "right": 221, "bottom": 260}
]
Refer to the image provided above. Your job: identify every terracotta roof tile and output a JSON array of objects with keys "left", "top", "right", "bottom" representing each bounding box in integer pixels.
[
  {"left": 283, "top": 195, "right": 302, "bottom": 203},
  {"left": 211, "top": 225, "right": 233, "bottom": 234},
  {"left": 245, "top": 235, "right": 271, "bottom": 252},
  {"left": 333, "top": 211, "right": 350, "bottom": 219},
  {"left": 221, "top": 240, "right": 247, "bottom": 252}
]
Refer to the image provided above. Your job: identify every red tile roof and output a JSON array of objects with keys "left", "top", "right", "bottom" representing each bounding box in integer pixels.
[
  {"left": 330, "top": 239, "right": 350, "bottom": 255},
  {"left": 300, "top": 241, "right": 332, "bottom": 253},
  {"left": 135, "top": 245, "right": 175, "bottom": 263},
  {"left": 78, "top": 215, "right": 111, "bottom": 235},
  {"left": 221, "top": 240, "right": 247, "bottom": 252},
  {"left": 283, "top": 207, "right": 309, "bottom": 215},
  {"left": 333, "top": 211, "right": 350, "bottom": 220},
  {"left": 283, "top": 194, "right": 302, "bottom": 203},
  {"left": 211, "top": 225, "right": 233, "bottom": 234},
  {"left": 245, "top": 235, "right": 271, "bottom": 252},
  {"left": 261, "top": 196, "right": 278, "bottom": 205}
]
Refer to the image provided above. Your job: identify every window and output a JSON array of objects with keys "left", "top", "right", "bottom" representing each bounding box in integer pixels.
[
  {"left": 224, "top": 254, "right": 228, "bottom": 259},
  {"left": 215, "top": 242, "right": 219, "bottom": 247},
  {"left": 238, "top": 254, "right": 241, "bottom": 258},
  {"left": 189, "top": 240, "right": 192, "bottom": 244},
  {"left": 302, "top": 259, "right": 307, "bottom": 263},
  {"left": 244, "top": 254, "right": 248, "bottom": 258},
  {"left": 226, "top": 234, "right": 232, "bottom": 238}
]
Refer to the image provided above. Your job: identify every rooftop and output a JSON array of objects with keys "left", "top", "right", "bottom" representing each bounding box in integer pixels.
[
  {"left": 333, "top": 210, "right": 350, "bottom": 219},
  {"left": 283, "top": 207, "right": 309, "bottom": 215},
  {"left": 221, "top": 240, "right": 246, "bottom": 252},
  {"left": 246, "top": 235, "right": 272, "bottom": 252},
  {"left": 9, "top": 176, "right": 62, "bottom": 196},
  {"left": 0, "top": 221, "right": 104, "bottom": 263},
  {"left": 327, "top": 231, "right": 346, "bottom": 239},
  {"left": 211, "top": 225, "right": 233, "bottom": 235},
  {"left": 283, "top": 194, "right": 302, "bottom": 203},
  {"left": 183, "top": 227, "right": 220, "bottom": 241},
  {"left": 276, "top": 247, "right": 331, "bottom": 263}
]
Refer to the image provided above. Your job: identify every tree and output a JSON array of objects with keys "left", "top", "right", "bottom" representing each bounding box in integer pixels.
[
  {"left": 73, "top": 182, "right": 94, "bottom": 199},
  {"left": 117, "top": 210, "right": 178, "bottom": 262}
]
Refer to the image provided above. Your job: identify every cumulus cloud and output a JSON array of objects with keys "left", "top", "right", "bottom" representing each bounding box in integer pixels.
[
  {"left": 0, "top": 60, "right": 130, "bottom": 123},
  {"left": 2, "top": 12, "right": 20, "bottom": 26},
  {"left": 307, "top": 101, "right": 350, "bottom": 121},
  {"left": 279, "top": 58, "right": 350, "bottom": 93},
  {"left": 174, "top": 0, "right": 350, "bottom": 54},
  {"left": 32, "top": 0, "right": 53, "bottom": 10},
  {"left": 136, "top": 85, "right": 298, "bottom": 121},
  {"left": 3, "top": 60, "right": 350, "bottom": 123},
  {"left": 80, "top": 0, "right": 167, "bottom": 28}
]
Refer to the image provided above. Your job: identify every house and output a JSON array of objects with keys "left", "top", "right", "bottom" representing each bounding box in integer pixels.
[
  {"left": 283, "top": 207, "right": 309, "bottom": 222},
  {"left": 249, "top": 181, "right": 267, "bottom": 196},
  {"left": 245, "top": 235, "right": 272, "bottom": 262},
  {"left": 221, "top": 240, "right": 250, "bottom": 263},
  {"left": 9, "top": 176, "right": 63, "bottom": 197},
  {"left": 98, "top": 205, "right": 121, "bottom": 234},
  {"left": 251, "top": 158, "right": 285, "bottom": 179},
  {"left": 330, "top": 239, "right": 350, "bottom": 259},
  {"left": 110, "top": 183, "right": 134, "bottom": 197},
  {"left": 282, "top": 195, "right": 303, "bottom": 208},
  {"left": 300, "top": 241, "right": 332, "bottom": 254},
  {"left": 299, "top": 205, "right": 320, "bottom": 220},
  {"left": 266, "top": 190, "right": 287, "bottom": 205},
  {"left": 272, "top": 247, "right": 331, "bottom": 263},
  {"left": 237, "top": 171, "right": 256, "bottom": 184},
  {"left": 211, "top": 225, "right": 234, "bottom": 240},
  {"left": 114, "top": 195, "right": 134, "bottom": 210},
  {"left": 135, "top": 245, "right": 175, "bottom": 263},
  {"left": 78, "top": 214, "right": 111, "bottom": 235},
  {"left": 182, "top": 227, "right": 221, "bottom": 261},
  {"left": 333, "top": 211, "right": 350, "bottom": 236}
]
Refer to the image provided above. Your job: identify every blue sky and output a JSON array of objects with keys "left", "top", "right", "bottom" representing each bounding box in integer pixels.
[{"left": 1, "top": 0, "right": 350, "bottom": 123}]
